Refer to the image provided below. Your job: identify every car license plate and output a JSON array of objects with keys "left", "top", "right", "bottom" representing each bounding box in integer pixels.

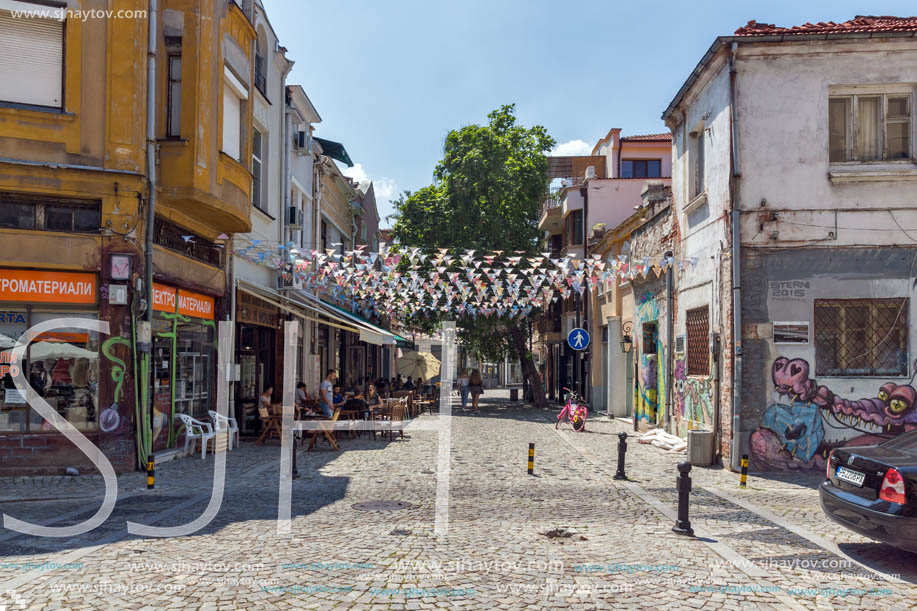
[{"left": 836, "top": 466, "right": 865, "bottom": 487}]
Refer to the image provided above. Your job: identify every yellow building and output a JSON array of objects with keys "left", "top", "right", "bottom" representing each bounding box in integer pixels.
[{"left": 0, "top": 0, "right": 254, "bottom": 473}]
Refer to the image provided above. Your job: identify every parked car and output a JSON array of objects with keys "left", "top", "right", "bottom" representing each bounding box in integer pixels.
[{"left": 820, "top": 430, "right": 917, "bottom": 553}]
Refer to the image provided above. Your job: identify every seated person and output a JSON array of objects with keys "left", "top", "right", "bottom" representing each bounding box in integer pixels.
[
  {"left": 295, "top": 382, "right": 315, "bottom": 416},
  {"left": 259, "top": 386, "right": 274, "bottom": 413},
  {"left": 332, "top": 385, "right": 345, "bottom": 407},
  {"left": 403, "top": 376, "right": 415, "bottom": 390},
  {"left": 365, "top": 384, "right": 383, "bottom": 409}
]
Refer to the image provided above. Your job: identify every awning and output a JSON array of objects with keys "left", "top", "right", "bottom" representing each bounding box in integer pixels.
[
  {"left": 301, "top": 293, "right": 398, "bottom": 347},
  {"left": 313, "top": 137, "right": 353, "bottom": 167},
  {"left": 236, "top": 280, "right": 363, "bottom": 336}
]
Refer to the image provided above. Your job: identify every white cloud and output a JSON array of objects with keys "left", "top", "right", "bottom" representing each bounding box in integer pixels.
[
  {"left": 342, "top": 164, "right": 398, "bottom": 223},
  {"left": 550, "top": 139, "right": 593, "bottom": 157}
]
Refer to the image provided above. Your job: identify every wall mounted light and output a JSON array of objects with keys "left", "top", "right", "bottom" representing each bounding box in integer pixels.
[{"left": 620, "top": 321, "right": 633, "bottom": 353}]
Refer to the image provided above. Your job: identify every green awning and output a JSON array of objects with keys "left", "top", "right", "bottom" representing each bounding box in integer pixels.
[{"left": 314, "top": 137, "right": 354, "bottom": 167}]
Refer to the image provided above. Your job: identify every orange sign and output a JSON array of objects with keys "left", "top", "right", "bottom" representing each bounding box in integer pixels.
[
  {"left": 178, "top": 289, "right": 214, "bottom": 320},
  {"left": 153, "top": 283, "right": 176, "bottom": 313},
  {"left": 35, "top": 331, "right": 90, "bottom": 343},
  {"left": 0, "top": 269, "right": 96, "bottom": 304}
]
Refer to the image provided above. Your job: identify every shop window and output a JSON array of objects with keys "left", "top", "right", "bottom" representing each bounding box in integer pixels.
[
  {"left": 0, "top": 193, "right": 100, "bottom": 233},
  {"left": 815, "top": 298, "right": 908, "bottom": 376},
  {"left": 0, "top": 310, "right": 28, "bottom": 432},
  {"left": 686, "top": 306, "right": 710, "bottom": 376},
  {"left": 0, "top": 311, "right": 99, "bottom": 434},
  {"left": 174, "top": 320, "right": 214, "bottom": 420}
]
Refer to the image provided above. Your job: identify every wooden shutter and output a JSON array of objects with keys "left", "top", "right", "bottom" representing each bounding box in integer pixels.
[{"left": 0, "top": 10, "right": 63, "bottom": 107}]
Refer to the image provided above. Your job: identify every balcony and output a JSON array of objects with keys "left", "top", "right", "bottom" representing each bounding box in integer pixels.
[{"left": 538, "top": 189, "right": 563, "bottom": 233}]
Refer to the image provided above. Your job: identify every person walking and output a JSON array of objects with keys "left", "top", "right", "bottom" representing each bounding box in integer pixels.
[
  {"left": 457, "top": 368, "right": 470, "bottom": 410},
  {"left": 318, "top": 369, "right": 337, "bottom": 418},
  {"left": 468, "top": 369, "right": 484, "bottom": 413}
]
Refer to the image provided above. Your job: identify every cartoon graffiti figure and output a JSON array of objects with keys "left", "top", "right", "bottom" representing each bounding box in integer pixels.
[{"left": 751, "top": 357, "right": 917, "bottom": 470}]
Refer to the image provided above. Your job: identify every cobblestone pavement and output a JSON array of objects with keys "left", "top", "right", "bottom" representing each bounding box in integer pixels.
[{"left": 1, "top": 393, "right": 916, "bottom": 610}]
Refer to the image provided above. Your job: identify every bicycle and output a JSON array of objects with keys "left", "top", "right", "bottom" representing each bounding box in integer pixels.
[{"left": 556, "top": 387, "right": 588, "bottom": 432}]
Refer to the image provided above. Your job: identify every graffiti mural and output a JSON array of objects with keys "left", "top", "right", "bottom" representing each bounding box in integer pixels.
[
  {"left": 634, "top": 292, "right": 666, "bottom": 426},
  {"left": 673, "top": 358, "right": 714, "bottom": 436},
  {"left": 750, "top": 356, "right": 917, "bottom": 470},
  {"left": 101, "top": 336, "right": 131, "bottom": 435}
]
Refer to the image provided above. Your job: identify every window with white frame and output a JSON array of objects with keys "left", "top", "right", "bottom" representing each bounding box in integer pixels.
[
  {"left": 252, "top": 127, "right": 263, "bottom": 209},
  {"left": 829, "top": 89, "right": 912, "bottom": 162},
  {"left": 0, "top": 8, "right": 64, "bottom": 108},
  {"left": 689, "top": 124, "right": 705, "bottom": 199},
  {"left": 166, "top": 38, "right": 182, "bottom": 138}
]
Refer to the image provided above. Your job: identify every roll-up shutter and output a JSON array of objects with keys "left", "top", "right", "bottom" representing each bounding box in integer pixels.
[
  {"left": 222, "top": 86, "right": 241, "bottom": 161},
  {"left": 0, "top": 9, "right": 63, "bottom": 107}
]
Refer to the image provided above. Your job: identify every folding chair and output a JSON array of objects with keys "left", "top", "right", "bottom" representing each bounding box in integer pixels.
[{"left": 307, "top": 406, "right": 341, "bottom": 451}]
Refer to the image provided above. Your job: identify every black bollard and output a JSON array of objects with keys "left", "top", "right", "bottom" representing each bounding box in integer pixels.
[
  {"left": 528, "top": 443, "right": 535, "bottom": 475},
  {"left": 147, "top": 455, "right": 154, "bottom": 490},
  {"left": 613, "top": 432, "right": 628, "bottom": 480},
  {"left": 292, "top": 427, "right": 300, "bottom": 480},
  {"left": 672, "top": 461, "right": 694, "bottom": 536}
]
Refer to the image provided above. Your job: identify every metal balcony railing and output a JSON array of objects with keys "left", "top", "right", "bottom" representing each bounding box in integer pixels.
[{"left": 154, "top": 218, "right": 223, "bottom": 266}]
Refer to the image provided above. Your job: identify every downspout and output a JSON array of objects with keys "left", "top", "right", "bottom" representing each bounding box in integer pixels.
[
  {"left": 141, "top": 0, "right": 158, "bottom": 465},
  {"left": 664, "top": 248, "right": 674, "bottom": 432},
  {"left": 582, "top": 183, "right": 589, "bottom": 401},
  {"left": 728, "top": 42, "right": 744, "bottom": 472}
]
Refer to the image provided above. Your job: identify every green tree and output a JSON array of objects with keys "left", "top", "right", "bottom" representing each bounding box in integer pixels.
[{"left": 392, "top": 104, "right": 553, "bottom": 408}]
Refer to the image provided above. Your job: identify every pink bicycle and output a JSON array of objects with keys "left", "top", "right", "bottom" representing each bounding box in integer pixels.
[{"left": 556, "top": 387, "right": 588, "bottom": 432}]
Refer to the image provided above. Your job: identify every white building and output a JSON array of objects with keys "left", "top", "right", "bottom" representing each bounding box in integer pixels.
[{"left": 663, "top": 16, "right": 917, "bottom": 471}]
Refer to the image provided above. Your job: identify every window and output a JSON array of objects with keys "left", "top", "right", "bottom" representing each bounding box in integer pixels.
[
  {"left": 361, "top": 221, "right": 367, "bottom": 242},
  {"left": 222, "top": 66, "right": 247, "bottom": 162},
  {"left": 0, "top": 193, "right": 100, "bottom": 233},
  {"left": 829, "top": 93, "right": 912, "bottom": 162},
  {"left": 320, "top": 220, "right": 327, "bottom": 251},
  {"left": 815, "top": 298, "right": 908, "bottom": 376},
  {"left": 254, "top": 37, "right": 267, "bottom": 95},
  {"left": 689, "top": 126, "right": 705, "bottom": 199},
  {"left": 566, "top": 210, "right": 583, "bottom": 246},
  {"left": 0, "top": 9, "right": 63, "bottom": 108},
  {"left": 166, "top": 38, "right": 182, "bottom": 138},
  {"left": 252, "top": 128, "right": 263, "bottom": 209},
  {"left": 621, "top": 159, "right": 662, "bottom": 179},
  {"left": 686, "top": 306, "right": 710, "bottom": 376}
]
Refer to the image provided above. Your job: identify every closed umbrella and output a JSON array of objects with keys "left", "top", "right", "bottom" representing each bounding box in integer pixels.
[
  {"left": 396, "top": 350, "right": 441, "bottom": 381},
  {"left": 0, "top": 333, "right": 16, "bottom": 349},
  {"left": 2, "top": 341, "right": 96, "bottom": 361}
]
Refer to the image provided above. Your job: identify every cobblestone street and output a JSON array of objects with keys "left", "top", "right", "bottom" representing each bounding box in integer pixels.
[{"left": 2, "top": 393, "right": 916, "bottom": 610}]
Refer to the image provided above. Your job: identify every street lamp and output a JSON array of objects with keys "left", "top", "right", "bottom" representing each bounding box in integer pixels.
[{"left": 620, "top": 321, "right": 633, "bottom": 353}]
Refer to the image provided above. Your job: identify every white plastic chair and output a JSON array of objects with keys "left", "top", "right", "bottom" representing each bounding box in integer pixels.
[
  {"left": 179, "top": 414, "right": 215, "bottom": 459},
  {"left": 208, "top": 410, "right": 240, "bottom": 450}
]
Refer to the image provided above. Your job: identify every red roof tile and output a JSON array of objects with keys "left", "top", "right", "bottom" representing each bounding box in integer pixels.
[
  {"left": 621, "top": 132, "right": 672, "bottom": 142},
  {"left": 735, "top": 15, "right": 917, "bottom": 37}
]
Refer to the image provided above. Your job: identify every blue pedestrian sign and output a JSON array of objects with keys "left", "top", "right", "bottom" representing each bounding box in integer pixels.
[{"left": 567, "top": 328, "right": 590, "bottom": 351}]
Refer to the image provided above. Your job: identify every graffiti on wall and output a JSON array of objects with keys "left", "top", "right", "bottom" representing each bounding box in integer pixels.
[
  {"left": 100, "top": 336, "right": 131, "bottom": 434},
  {"left": 750, "top": 356, "right": 917, "bottom": 470},
  {"left": 634, "top": 292, "right": 666, "bottom": 426},
  {"left": 673, "top": 358, "right": 714, "bottom": 436}
]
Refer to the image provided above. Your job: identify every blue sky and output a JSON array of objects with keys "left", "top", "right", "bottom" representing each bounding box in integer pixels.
[{"left": 266, "top": 0, "right": 917, "bottom": 226}]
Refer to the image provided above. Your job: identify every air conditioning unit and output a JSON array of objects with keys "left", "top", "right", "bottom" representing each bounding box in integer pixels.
[
  {"left": 675, "top": 335, "right": 686, "bottom": 355},
  {"left": 276, "top": 273, "right": 303, "bottom": 291},
  {"left": 286, "top": 206, "right": 303, "bottom": 228}
]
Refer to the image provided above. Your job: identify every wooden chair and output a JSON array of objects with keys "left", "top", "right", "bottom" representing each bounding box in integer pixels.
[
  {"left": 377, "top": 397, "right": 406, "bottom": 440},
  {"left": 256, "top": 406, "right": 282, "bottom": 445},
  {"left": 307, "top": 406, "right": 341, "bottom": 451}
]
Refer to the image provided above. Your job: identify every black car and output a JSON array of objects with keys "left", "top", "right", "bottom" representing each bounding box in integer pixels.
[{"left": 820, "top": 430, "right": 917, "bottom": 553}]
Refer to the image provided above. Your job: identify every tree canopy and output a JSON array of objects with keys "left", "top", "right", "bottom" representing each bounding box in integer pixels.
[{"left": 391, "top": 105, "right": 554, "bottom": 405}]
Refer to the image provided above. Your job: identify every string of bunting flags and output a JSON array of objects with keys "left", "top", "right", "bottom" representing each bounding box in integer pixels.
[{"left": 231, "top": 243, "right": 700, "bottom": 320}]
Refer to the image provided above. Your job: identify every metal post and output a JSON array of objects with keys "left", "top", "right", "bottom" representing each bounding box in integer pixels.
[
  {"left": 739, "top": 454, "right": 748, "bottom": 488},
  {"left": 527, "top": 442, "right": 534, "bottom": 475},
  {"left": 672, "top": 461, "right": 694, "bottom": 536},
  {"left": 613, "top": 432, "right": 627, "bottom": 480},
  {"left": 147, "top": 455, "right": 154, "bottom": 489}
]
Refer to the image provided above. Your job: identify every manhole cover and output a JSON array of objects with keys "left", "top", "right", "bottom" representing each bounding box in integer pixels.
[
  {"left": 352, "top": 501, "right": 414, "bottom": 511},
  {"left": 421, "top": 470, "right": 434, "bottom": 474},
  {"left": 390, "top": 528, "right": 412, "bottom": 535}
]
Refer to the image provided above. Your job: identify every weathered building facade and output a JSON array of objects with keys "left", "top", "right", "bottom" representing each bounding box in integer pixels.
[{"left": 664, "top": 16, "right": 917, "bottom": 470}]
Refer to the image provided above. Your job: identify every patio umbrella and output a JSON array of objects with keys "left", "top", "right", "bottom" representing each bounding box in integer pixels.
[
  {"left": 2, "top": 341, "right": 96, "bottom": 361},
  {"left": 396, "top": 350, "right": 441, "bottom": 381},
  {"left": 0, "top": 333, "right": 16, "bottom": 349}
]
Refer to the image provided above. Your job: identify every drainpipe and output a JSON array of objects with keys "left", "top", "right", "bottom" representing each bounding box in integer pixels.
[
  {"left": 664, "top": 248, "right": 674, "bottom": 433},
  {"left": 141, "top": 0, "right": 158, "bottom": 464},
  {"left": 728, "top": 42, "right": 744, "bottom": 472}
]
